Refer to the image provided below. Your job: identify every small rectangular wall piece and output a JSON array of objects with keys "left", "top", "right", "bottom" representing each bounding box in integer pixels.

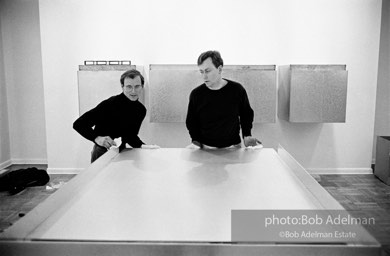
[
  {"left": 279, "top": 65, "right": 348, "bottom": 123},
  {"left": 149, "top": 64, "right": 276, "bottom": 123}
]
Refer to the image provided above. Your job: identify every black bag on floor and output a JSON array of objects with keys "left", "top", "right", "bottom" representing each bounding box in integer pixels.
[{"left": 0, "top": 167, "right": 50, "bottom": 195}]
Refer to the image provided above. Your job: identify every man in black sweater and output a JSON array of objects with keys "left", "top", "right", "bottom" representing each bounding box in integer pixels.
[
  {"left": 73, "top": 69, "right": 148, "bottom": 162},
  {"left": 186, "top": 51, "right": 262, "bottom": 149}
]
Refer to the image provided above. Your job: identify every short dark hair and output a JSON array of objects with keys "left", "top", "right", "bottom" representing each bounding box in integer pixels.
[
  {"left": 197, "top": 50, "right": 224, "bottom": 68},
  {"left": 120, "top": 69, "right": 144, "bottom": 86}
]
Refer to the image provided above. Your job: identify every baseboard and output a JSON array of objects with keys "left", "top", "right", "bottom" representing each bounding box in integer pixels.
[
  {"left": 307, "top": 168, "right": 373, "bottom": 175},
  {"left": 11, "top": 158, "right": 48, "bottom": 165},
  {"left": 0, "top": 159, "right": 12, "bottom": 174},
  {"left": 47, "top": 168, "right": 84, "bottom": 174},
  {"left": 0, "top": 159, "right": 12, "bottom": 169},
  {"left": 2, "top": 158, "right": 82, "bottom": 174}
]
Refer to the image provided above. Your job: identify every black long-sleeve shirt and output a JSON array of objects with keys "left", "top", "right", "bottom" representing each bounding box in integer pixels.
[
  {"left": 186, "top": 79, "right": 254, "bottom": 148},
  {"left": 73, "top": 93, "right": 146, "bottom": 148}
]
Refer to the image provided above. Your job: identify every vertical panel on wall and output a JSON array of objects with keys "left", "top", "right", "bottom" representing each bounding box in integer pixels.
[
  {"left": 149, "top": 64, "right": 276, "bottom": 123},
  {"left": 149, "top": 65, "right": 201, "bottom": 123},
  {"left": 277, "top": 65, "right": 291, "bottom": 121},
  {"left": 278, "top": 65, "right": 348, "bottom": 123},
  {"left": 77, "top": 65, "right": 138, "bottom": 116},
  {"left": 223, "top": 65, "right": 277, "bottom": 123}
]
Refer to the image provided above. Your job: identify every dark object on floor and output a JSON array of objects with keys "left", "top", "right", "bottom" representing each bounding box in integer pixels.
[{"left": 0, "top": 168, "right": 50, "bottom": 195}]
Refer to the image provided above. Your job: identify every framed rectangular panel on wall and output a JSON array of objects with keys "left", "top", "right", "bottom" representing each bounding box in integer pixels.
[
  {"left": 278, "top": 65, "right": 348, "bottom": 123},
  {"left": 149, "top": 64, "right": 276, "bottom": 123},
  {"left": 77, "top": 65, "right": 139, "bottom": 116}
]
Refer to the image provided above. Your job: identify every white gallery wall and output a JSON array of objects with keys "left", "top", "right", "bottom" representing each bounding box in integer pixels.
[
  {"left": 0, "top": 0, "right": 383, "bottom": 173},
  {"left": 0, "top": 0, "right": 47, "bottom": 167},
  {"left": 38, "top": 0, "right": 382, "bottom": 172}
]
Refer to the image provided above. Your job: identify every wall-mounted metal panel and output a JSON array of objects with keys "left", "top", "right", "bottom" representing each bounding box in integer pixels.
[
  {"left": 77, "top": 65, "right": 139, "bottom": 115},
  {"left": 279, "top": 65, "right": 348, "bottom": 123},
  {"left": 149, "top": 64, "right": 276, "bottom": 123}
]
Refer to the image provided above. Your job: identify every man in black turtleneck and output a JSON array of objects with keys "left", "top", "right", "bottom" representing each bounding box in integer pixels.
[
  {"left": 186, "top": 50, "right": 262, "bottom": 149},
  {"left": 73, "top": 69, "right": 147, "bottom": 162}
]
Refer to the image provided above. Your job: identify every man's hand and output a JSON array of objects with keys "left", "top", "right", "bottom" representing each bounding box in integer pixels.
[
  {"left": 192, "top": 141, "right": 203, "bottom": 148},
  {"left": 186, "top": 141, "right": 203, "bottom": 149},
  {"left": 243, "top": 136, "right": 262, "bottom": 147},
  {"left": 95, "top": 136, "right": 116, "bottom": 150},
  {"left": 186, "top": 143, "right": 200, "bottom": 149}
]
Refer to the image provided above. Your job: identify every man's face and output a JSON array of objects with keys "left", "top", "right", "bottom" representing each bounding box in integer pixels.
[
  {"left": 198, "top": 57, "right": 222, "bottom": 88},
  {"left": 122, "top": 76, "right": 143, "bottom": 101}
]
